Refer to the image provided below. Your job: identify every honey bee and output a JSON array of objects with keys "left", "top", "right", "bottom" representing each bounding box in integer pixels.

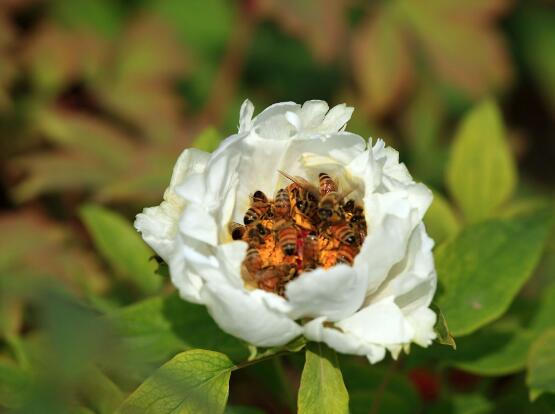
[
  {"left": 256, "top": 263, "right": 296, "bottom": 293},
  {"left": 318, "top": 192, "right": 345, "bottom": 224},
  {"left": 319, "top": 172, "right": 337, "bottom": 195},
  {"left": 336, "top": 243, "right": 359, "bottom": 265},
  {"left": 278, "top": 170, "right": 320, "bottom": 221},
  {"left": 274, "top": 219, "right": 298, "bottom": 256},
  {"left": 327, "top": 222, "right": 357, "bottom": 245},
  {"left": 244, "top": 190, "right": 272, "bottom": 224},
  {"left": 242, "top": 247, "right": 263, "bottom": 281},
  {"left": 274, "top": 188, "right": 291, "bottom": 218},
  {"left": 349, "top": 205, "right": 367, "bottom": 240},
  {"left": 230, "top": 222, "right": 246, "bottom": 240},
  {"left": 302, "top": 233, "right": 319, "bottom": 270},
  {"left": 244, "top": 221, "right": 270, "bottom": 247}
]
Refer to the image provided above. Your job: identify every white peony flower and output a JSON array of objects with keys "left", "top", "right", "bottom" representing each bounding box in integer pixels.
[{"left": 135, "top": 100, "right": 437, "bottom": 364}]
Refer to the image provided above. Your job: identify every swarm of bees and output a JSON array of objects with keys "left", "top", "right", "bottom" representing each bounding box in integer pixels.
[{"left": 230, "top": 171, "right": 367, "bottom": 296}]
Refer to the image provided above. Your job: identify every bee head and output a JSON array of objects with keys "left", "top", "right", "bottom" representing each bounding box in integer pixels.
[
  {"left": 344, "top": 199, "right": 355, "bottom": 212},
  {"left": 284, "top": 245, "right": 296, "bottom": 256},
  {"left": 231, "top": 228, "right": 244, "bottom": 240},
  {"left": 256, "top": 223, "right": 269, "bottom": 236},
  {"left": 318, "top": 208, "right": 333, "bottom": 219},
  {"left": 253, "top": 190, "right": 267, "bottom": 202},
  {"left": 345, "top": 235, "right": 356, "bottom": 245}
]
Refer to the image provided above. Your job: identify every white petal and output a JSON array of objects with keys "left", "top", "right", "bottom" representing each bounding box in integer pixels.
[
  {"left": 405, "top": 307, "right": 437, "bottom": 347},
  {"left": 201, "top": 281, "right": 303, "bottom": 347},
  {"left": 167, "top": 241, "right": 204, "bottom": 304},
  {"left": 303, "top": 317, "right": 386, "bottom": 363},
  {"left": 134, "top": 148, "right": 210, "bottom": 261},
  {"left": 320, "top": 103, "right": 354, "bottom": 133},
  {"left": 238, "top": 99, "right": 254, "bottom": 132},
  {"left": 252, "top": 102, "right": 300, "bottom": 140},
  {"left": 179, "top": 204, "right": 218, "bottom": 246},
  {"left": 286, "top": 264, "right": 368, "bottom": 321},
  {"left": 337, "top": 296, "right": 414, "bottom": 345},
  {"left": 298, "top": 100, "right": 329, "bottom": 130}
]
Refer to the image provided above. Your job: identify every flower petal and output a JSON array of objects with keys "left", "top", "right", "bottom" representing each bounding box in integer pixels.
[
  {"left": 285, "top": 264, "right": 368, "bottom": 321},
  {"left": 200, "top": 281, "right": 303, "bottom": 347},
  {"left": 134, "top": 148, "right": 210, "bottom": 261},
  {"left": 303, "top": 317, "right": 386, "bottom": 363},
  {"left": 336, "top": 296, "right": 414, "bottom": 345}
]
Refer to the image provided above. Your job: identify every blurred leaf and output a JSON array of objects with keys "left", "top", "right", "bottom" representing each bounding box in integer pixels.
[
  {"left": 431, "top": 303, "right": 456, "bottom": 349},
  {"left": 424, "top": 192, "right": 461, "bottom": 244},
  {"left": 435, "top": 209, "right": 553, "bottom": 336},
  {"left": 446, "top": 99, "right": 516, "bottom": 223},
  {"left": 91, "top": 15, "right": 187, "bottom": 140},
  {"left": 148, "top": 0, "right": 232, "bottom": 57},
  {"left": 0, "top": 357, "right": 31, "bottom": 409},
  {"left": 527, "top": 329, "right": 555, "bottom": 400},
  {"left": 51, "top": 0, "right": 124, "bottom": 38},
  {"left": 341, "top": 360, "right": 420, "bottom": 414},
  {"left": 0, "top": 211, "right": 108, "bottom": 294},
  {"left": 108, "top": 293, "right": 249, "bottom": 364},
  {"left": 192, "top": 127, "right": 222, "bottom": 153},
  {"left": 116, "top": 349, "right": 233, "bottom": 414},
  {"left": 512, "top": 7, "right": 555, "bottom": 112},
  {"left": 398, "top": 0, "right": 512, "bottom": 97},
  {"left": 452, "top": 394, "right": 492, "bottom": 414},
  {"left": 78, "top": 367, "right": 124, "bottom": 414},
  {"left": 443, "top": 283, "right": 555, "bottom": 375},
  {"left": 298, "top": 343, "right": 349, "bottom": 414},
  {"left": 259, "top": 0, "right": 347, "bottom": 62},
  {"left": 351, "top": 7, "right": 413, "bottom": 116},
  {"left": 80, "top": 205, "right": 162, "bottom": 294}
]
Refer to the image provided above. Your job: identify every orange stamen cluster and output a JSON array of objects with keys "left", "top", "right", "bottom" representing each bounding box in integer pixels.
[{"left": 231, "top": 172, "right": 367, "bottom": 296}]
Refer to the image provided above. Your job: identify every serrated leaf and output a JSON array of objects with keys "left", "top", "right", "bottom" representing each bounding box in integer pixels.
[
  {"left": 108, "top": 293, "right": 249, "bottom": 364},
  {"left": 446, "top": 99, "right": 516, "bottom": 223},
  {"left": 352, "top": 7, "right": 412, "bottom": 116},
  {"left": 80, "top": 205, "right": 162, "bottom": 294},
  {"left": 435, "top": 209, "right": 553, "bottom": 336},
  {"left": 298, "top": 343, "right": 349, "bottom": 414},
  {"left": 431, "top": 303, "right": 456, "bottom": 349},
  {"left": 424, "top": 192, "right": 461, "bottom": 245},
  {"left": 116, "top": 350, "right": 234, "bottom": 414},
  {"left": 527, "top": 329, "right": 555, "bottom": 400}
]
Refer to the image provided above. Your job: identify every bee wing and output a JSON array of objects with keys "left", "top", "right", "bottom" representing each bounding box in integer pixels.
[{"left": 278, "top": 170, "right": 319, "bottom": 197}]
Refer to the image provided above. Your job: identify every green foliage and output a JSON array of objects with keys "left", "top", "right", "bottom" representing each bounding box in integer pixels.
[
  {"left": 527, "top": 329, "right": 555, "bottom": 401},
  {"left": 441, "top": 284, "right": 555, "bottom": 376},
  {"left": 435, "top": 209, "right": 553, "bottom": 336},
  {"left": 446, "top": 99, "right": 516, "bottom": 223},
  {"left": 298, "top": 343, "right": 349, "bottom": 414},
  {"left": 424, "top": 192, "right": 461, "bottom": 244},
  {"left": 192, "top": 127, "right": 222, "bottom": 153},
  {"left": 342, "top": 361, "right": 420, "bottom": 414},
  {"left": 80, "top": 205, "right": 162, "bottom": 294},
  {"left": 116, "top": 350, "right": 233, "bottom": 414},
  {"left": 431, "top": 303, "right": 456, "bottom": 349},
  {"left": 108, "top": 293, "right": 249, "bottom": 364}
]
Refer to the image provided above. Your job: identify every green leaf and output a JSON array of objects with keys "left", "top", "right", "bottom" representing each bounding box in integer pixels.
[
  {"left": 80, "top": 205, "right": 162, "bottom": 294},
  {"left": 116, "top": 349, "right": 233, "bottom": 414},
  {"left": 0, "top": 357, "right": 30, "bottom": 408},
  {"left": 527, "top": 329, "right": 555, "bottom": 400},
  {"left": 108, "top": 293, "right": 249, "bottom": 364},
  {"left": 446, "top": 99, "right": 516, "bottom": 223},
  {"left": 298, "top": 343, "right": 349, "bottom": 414},
  {"left": 424, "top": 192, "right": 461, "bottom": 245},
  {"left": 441, "top": 283, "right": 555, "bottom": 376},
  {"left": 435, "top": 209, "right": 553, "bottom": 336},
  {"left": 431, "top": 303, "right": 456, "bottom": 349},
  {"left": 192, "top": 127, "right": 222, "bottom": 153}
]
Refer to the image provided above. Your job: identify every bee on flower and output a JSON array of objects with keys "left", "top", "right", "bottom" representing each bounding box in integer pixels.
[{"left": 135, "top": 100, "right": 437, "bottom": 363}]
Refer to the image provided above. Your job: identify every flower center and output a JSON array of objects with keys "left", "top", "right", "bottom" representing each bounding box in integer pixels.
[{"left": 230, "top": 171, "right": 367, "bottom": 296}]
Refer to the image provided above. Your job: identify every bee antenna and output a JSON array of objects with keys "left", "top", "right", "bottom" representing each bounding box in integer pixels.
[{"left": 278, "top": 169, "right": 295, "bottom": 182}]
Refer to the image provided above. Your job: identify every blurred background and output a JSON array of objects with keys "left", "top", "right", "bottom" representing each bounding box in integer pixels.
[{"left": 1, "top": 0, "right": 554, "bottom": 413}]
